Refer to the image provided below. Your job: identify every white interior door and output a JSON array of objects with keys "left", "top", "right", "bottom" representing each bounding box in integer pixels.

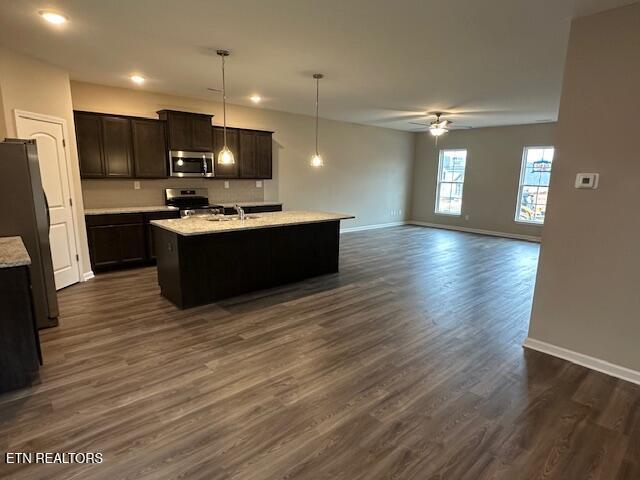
[{"left": 15, "top": 113, "right": 80, "bottom": 289}]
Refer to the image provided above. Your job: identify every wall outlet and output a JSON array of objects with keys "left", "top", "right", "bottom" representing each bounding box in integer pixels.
[
  {"left": 224, "top": 181, "right": 229, "bottom": 189},
  {"left": 464, "top": 214, "right": 470, "bottom": 221},
  {"left": 133, "top": 181, "right": 140, "bottom": 190},
  {"left": 256, "top": 181, "right": 263, "bottom": 188}
]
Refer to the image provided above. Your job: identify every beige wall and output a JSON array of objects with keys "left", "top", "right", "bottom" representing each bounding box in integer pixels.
[
  {"left": 411, "top": 123, "right": 556, "bottom": 238},
  {"left": 71, "top": 82, "right": 415, "bottom": 227},
  {"left": 0, "top": 46, "right": 91, "bottom": 277},
  {"left": 528, "top": 3, "right": 640, "bottom": 371}
]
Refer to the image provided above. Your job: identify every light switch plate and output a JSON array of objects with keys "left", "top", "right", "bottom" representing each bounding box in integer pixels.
[
  {"left": 134, "top": 181, "right": 140, "bottom": 190},
  {"left": 575, "top": 173, "right": 599, "bottom": 189},
  {"left": 224, "top": 181, "right": 229, "bottom": 189},
  {"left": 256, "top": 181, "right": 263, "bottom": 188}
]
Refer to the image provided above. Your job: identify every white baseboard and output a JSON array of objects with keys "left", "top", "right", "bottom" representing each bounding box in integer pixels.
[
  {"left": 341, "top": 221, "right": 407, "bottom": 233},
  {"left": 410, "top": 220, "right": 541, "bottom": 243},
  {"left": 523, "top": 337, "right": 640, "bottom": 385},
  {"left": 82, "top": 271, "right": 95, "bottom": 282}
]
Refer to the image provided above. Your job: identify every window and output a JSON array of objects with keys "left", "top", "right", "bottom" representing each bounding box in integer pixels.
[
  {"left": 515, "top": 146, "right": 555, "bottom": 224},
  {"left": 435, "top": 149, "right": 467, "bottom": 215}
]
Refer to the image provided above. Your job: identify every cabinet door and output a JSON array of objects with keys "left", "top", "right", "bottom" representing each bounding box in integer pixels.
[
  {"left": 102, "top": 116, "right": 133, "bottom": 177},
  {"left": 88, "top": 223, "right": 145, "bottom": 269},
  {"left": 239, "top": 130, "right": 257, "bottom": 178},
  {"left": 144, "top": 211, "right": 180, "bottom": 260},
  {"left": 88, "top": 225, "right": 121, "bottom": 268},
  {"left": 212, "top": 127, "right": 239, "bottom": 178},
  {"left": 119, "top": 224, "right": 146, "bottom": 263},
  {"left": 255, "top": 132, "right": 273, "bottom": 179},
  {"left": 132, "top": 119, "right": 167, "bottom": 178},
  {"left": 167, "top": 112, "right": 192, "bottom": 151},
  {"left": 75, "top": 112, "right": 105, "bottom": 178},
  {"left": 191, "top": 116, "right": 213, "bottom": 152}
]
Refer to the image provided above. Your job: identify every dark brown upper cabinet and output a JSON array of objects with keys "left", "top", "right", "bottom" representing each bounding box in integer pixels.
[
  {"left": 75, "top": 112, "right": 105, "bottom": 178},
  {"left": 75, "top": 110, "right": 272, "bottom": 180},
  {"left": 238, "top": 129, "right": 273, "bottom": 179},
  {"left": 212, "top": 126, "right": 239, "bottom": 178},
  {"left": 75, "top": 111, "right": 167, "bottom": 179},
  {"left": 255, "top": 131, "right": 273, "bottom": 179},
  {"left": 102, "top": 116, "right": 133, "bottom": 177},
  {"left": 131, "top": 119, "right": 167, "bottom": 178},
  {"left": 157, "top": 110, "right": 213, "bottom": 152}
]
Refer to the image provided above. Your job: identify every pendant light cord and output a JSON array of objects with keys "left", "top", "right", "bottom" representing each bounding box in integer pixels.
[
  {"left": 315, "top": 76, "right": 319, "bottom": 155},
  {"left": 222, "top": 54, "right": 227, "bottom": 148}
]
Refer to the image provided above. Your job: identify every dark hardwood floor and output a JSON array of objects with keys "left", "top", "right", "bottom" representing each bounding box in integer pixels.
[{"left": 1, "top": 225, "right": 639, "bottom": 479}]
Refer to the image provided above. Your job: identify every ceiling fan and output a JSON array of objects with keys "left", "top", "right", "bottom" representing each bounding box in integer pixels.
[{"left": 410, "top": 112, "right": 471, "bottom": 140}]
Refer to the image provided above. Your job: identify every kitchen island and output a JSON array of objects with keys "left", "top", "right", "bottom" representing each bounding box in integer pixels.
[{"left": 151, "top": 211, "right": 354, "bottom": 308}]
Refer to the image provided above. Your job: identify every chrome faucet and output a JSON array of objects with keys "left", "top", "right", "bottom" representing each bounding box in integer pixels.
[{"left": 234, "top": 204, "right": 245, "bottom": 220}]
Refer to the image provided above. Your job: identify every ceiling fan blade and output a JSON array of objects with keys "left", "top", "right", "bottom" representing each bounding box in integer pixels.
[{"left": 409, "top": 122, "right": 430, "bottom": 126}]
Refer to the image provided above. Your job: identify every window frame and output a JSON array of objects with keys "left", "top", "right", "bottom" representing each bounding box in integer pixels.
[
  {"left": 514, "top": 145, "right": 555, "bottom": 225},
  {"left": 434, "top": 148, "right": 468, "bottom": 216}
]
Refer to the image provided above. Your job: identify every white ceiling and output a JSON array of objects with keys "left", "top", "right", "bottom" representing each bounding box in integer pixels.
[{"left": 0, "top": 0, "right": 636, "bottom": 130}]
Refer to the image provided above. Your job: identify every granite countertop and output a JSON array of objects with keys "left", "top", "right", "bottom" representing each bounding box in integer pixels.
[
  {"left": 218, "top": 201, "right": 283, "bottom": 208},
  {"left": 0, "top": 236, "right": 31, "bottom": 268},
  {"left": 151, "top": 211, "right": 354, "bottom": 236},
  {"left": 84, "top": 206, "right": 179, "bottom": 215},
  {"left": 84, "top": 202, "right": 282, "bottom": 215}
]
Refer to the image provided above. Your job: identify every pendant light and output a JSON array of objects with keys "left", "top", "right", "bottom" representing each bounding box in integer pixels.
[
  {"left": 310, "top": 73, "right": 324, "bottom": 168},
  {"left": 216, "top": 49, "right": 235, "bottom": 165}
]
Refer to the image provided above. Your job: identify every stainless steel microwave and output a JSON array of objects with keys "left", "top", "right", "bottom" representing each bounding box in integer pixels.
[{"left": 169, "top": 150, "right": 214, "bottom": 177}]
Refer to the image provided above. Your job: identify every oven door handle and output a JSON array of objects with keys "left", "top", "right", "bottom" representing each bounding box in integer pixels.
[{"left": 203, "top": 156, "right": 207, "bottom": 176}]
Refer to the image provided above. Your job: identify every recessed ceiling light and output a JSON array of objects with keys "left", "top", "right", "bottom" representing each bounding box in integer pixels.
[
  {"left": 38, "top": 10, "right": 68, "bottom": 25},
  {"left": 250, "top": 95, "right": 262, "bottom": 104},
  {"left": 130, "top": 75, "right": 145, "bottom": 85}
]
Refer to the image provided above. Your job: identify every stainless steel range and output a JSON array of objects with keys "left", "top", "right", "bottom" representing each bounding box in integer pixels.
[{"left": 164, "top": 188, "right": 223, "bottom": 217}]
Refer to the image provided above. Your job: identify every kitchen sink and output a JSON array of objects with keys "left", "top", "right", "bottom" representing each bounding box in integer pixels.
[{"left": 205, "top": 214, "right": 260, "bottom": 222}]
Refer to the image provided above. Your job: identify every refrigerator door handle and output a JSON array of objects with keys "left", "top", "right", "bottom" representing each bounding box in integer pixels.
[{"left": 43, "top": 190, "right": 51, "bottom": 233}]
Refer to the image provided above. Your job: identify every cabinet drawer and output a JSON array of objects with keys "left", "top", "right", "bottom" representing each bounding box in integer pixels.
[{"left": 85, "top": 213, "right": 144, "bottom": 227}]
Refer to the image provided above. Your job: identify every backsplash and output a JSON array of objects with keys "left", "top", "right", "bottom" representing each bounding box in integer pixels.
[{"left": 81, "top": 179, "right": 265, "bottom": 208}]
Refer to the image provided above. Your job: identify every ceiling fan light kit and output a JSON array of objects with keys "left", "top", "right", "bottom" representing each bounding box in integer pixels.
[{"left": 409, "top": 112, "right": 473, "bottom": 143}]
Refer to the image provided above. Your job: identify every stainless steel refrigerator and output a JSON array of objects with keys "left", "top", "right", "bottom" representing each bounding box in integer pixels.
[{"left": 0, "top": 139, "right": 59, "bottom": 329}]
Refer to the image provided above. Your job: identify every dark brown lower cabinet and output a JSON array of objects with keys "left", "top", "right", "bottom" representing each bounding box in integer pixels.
[
  {"left": 87, "top": 223, "right": 145, "bottom": 270},
  {"left": 154, "top": 220, "right": 340, "bottom": 309},
  {"left": 145, "top": 211, "right": 182, "bottom": 260},
  {"left": 0, "top": 266, "right": 41, "bottom": 393},
  {"left": 86, "top": 211, "right": 181, "bottom": 272}
]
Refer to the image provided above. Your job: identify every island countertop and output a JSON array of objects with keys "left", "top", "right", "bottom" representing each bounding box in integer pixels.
[
  {"left": 151, "top": 210, "right": 354, "bottom": 236},
  {"left": 0, "top": 236, "right": 31, "bottom": 269}
]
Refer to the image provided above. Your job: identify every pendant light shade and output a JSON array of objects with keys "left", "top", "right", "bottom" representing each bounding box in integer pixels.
[
  {"left": 216, "top": 49, "right": 235, "bottom": 165},
  {"left": 218, "top": 145, "right": 234, "bottom": 165},
  {"left": 310, "top": 73, "right": 324, "bottom": 168},
  {"left": 310, "top": 153, "right": 323, "bottom": 168}
]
